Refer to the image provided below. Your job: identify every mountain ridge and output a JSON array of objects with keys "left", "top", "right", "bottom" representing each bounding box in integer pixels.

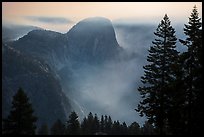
[{"left": 3, "top": 17, "right": 124, "bottom": 127}]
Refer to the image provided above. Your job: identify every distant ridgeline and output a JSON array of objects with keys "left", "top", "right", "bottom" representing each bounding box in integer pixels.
[{"left": 2, "top": 17, "right": 124, "bottom": 127}]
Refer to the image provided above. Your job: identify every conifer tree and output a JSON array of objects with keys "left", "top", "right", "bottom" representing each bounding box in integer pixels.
[
  {"left": 66, "top": 111, "right": 80, "bottom": 135},
  {"left": 128, "top": 122, "right": 141, "bottom": 135},
  {"left": 179, "top": 5, "right": 202, "bottom": 134},
  {"left": 104, "top": 115, "right": 108, "bottom": 132},
  {"left": 50, "top": 119, "right": 66, "bottom": 135},
  {"left": 136, "top": 14, "right": 179, "bottom": 135},
  {"left": 2, "top": 88, "right": 37, "bottom": 135},
  {"left": 81, "top": 117, "right": 88, "bottom": 134},
  {"left": 141, "top": 121, "right": 156, "bottom": 135},
  {"left": 121, "top": 122, "right": 128, "bottom": 135},
  {"left": 93, "top": 114, "right": 100, "bottom": 133},
  {"left": 106, "top": 116, "right": 113, "bottom": 134},
  {"left": 100, "top": 115, "right": 105, "bottom": 132},
  {"left": 111, "top": 121, "right": 121, "bottom": 135},
  {"left": 87, "top": 112, "right": 94, "bottom": 134}
]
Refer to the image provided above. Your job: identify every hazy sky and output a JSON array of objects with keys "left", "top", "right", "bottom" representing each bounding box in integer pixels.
[{"left": 2, "top": 2, "right": 202, "bottom": 33}]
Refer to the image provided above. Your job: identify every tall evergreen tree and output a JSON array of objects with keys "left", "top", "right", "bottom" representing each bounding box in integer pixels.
[
  {"left": 93, "top": 114, "right": 100, "bottom": 133},
  {"left": 179, "top": 5, "right": 202, "bottom": 134},
  {"left": 166, "top": 53, "right": 186, "bottom": 135},
  {"left": 104, "top": 115, "right": 108, "bottom": 133},
  {"left": 106, "top": 116, "right": 113, "bottom": 134},
  {"left": 136, "top": 14, "right": 179, "bottom": 135},
  {"left": 100, "top": 115, "right": 105, "bottom": 132},
  {"left": 141, "top": 121, "right": 156, "bottom": 135},
  {"left": 2, "top": 88, "right": 37, "bottom": 135},
  {"left": 50, "top": 119, "right": 66, "bottom": 135},
  {"left": 81, "top": 117, "right": 88, "bottom": 134},
  {"left": 128, "top": 122, "right": 141, "bottom": 135},
  {"left": 121, "top": 122, "right": 128, "bottom": 135},
  {"left": 66, "top": 111, "right": 80, "bottom": 135},
  {"left": 111, "top": 120, "right": 121, "bottom": 135},
  {"left": 80, "top": 112, "right": 94, "bottom": 135}
]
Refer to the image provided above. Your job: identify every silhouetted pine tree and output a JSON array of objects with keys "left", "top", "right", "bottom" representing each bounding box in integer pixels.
[
  {"left": 93, "top": 114, "right": 100, "bottom": 133},
  {"left": 121, "top": 122, "right": 128, "bottom": 135},
  {"left": 86, "top": 112, "right": 94, "bottom": 134},
  {"left": 141, "top": 121, "right": 156, "bottom": 135},
  {"left": 128, "top": 122, "right": 141, "bottom": 135},
  {"left": 2, "top": 88, "right": 37, "bottom": 135},
  {"left": 111, "top": 120, "right": 121, "bottom": 135},
  {"left": 106, "top": 116, "right": 113, "bottom": 134},
  {"left": 165, "top": 50, "right": 186, "bottom": 135},
  {"left": 50, "top": 119, "right": 65, "bottom": 135},
  {"left": 100, "top": 115, "right": 105, "bottom": 132},
  {"left": 104, "top": 115, "right": 108, "bottom": 133},
  {"left": 81, "top": 117, "right": 88, "bottom": 135},
  {"left": 179, "top": 5, "right": 202, "bottom": 135},
  {"left": 136, "top": 14, "right": 179, "bottom": 135},
  {"left": 66, "top": 111, "right": 80, "bottom": 135}
]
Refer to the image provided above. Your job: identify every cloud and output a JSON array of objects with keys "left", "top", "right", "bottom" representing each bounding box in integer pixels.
[
  {"left": 25, "top": 16, "right": 73, "bottom": 24},
  {"left": 2, "top": 24, "right": 42, "bottom": 41},
  {"left": 113, "top": 17, "right": 160, "bottom": 26}
]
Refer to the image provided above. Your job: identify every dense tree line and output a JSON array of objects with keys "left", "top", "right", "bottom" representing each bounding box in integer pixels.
[
  {"left": 136, "top": 5, "right": 202, "bottom": 135},
  {"left": 41, "top": 111, "right": 156, "bottom": 135},
  {"left": 2, "top": 88, "right": 156, "bottom": 135},
  {"left": 35, "top": 111, "right": 156, "bottom": 135}
]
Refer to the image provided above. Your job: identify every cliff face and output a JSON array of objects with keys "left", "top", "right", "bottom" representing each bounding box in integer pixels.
[
  {"left": 66, "top": 17, "right": 122, "bottom": 64},
  {"left": 2, "top": 17, "right": 125, "bottom": 126},
  {"left": 2, "top": 44, "right": 72, "bottom": 127}
]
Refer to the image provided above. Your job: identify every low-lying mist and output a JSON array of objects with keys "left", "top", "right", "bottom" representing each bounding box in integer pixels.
[
  {"left": 63, "top": 57, "right": 147, "bottom": 126},
  {"left": 61, "top": 23, "right": 187, "bottom": 126},
  {"left": 3, "top": 21, "right": 187, "bottom": 126}
]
